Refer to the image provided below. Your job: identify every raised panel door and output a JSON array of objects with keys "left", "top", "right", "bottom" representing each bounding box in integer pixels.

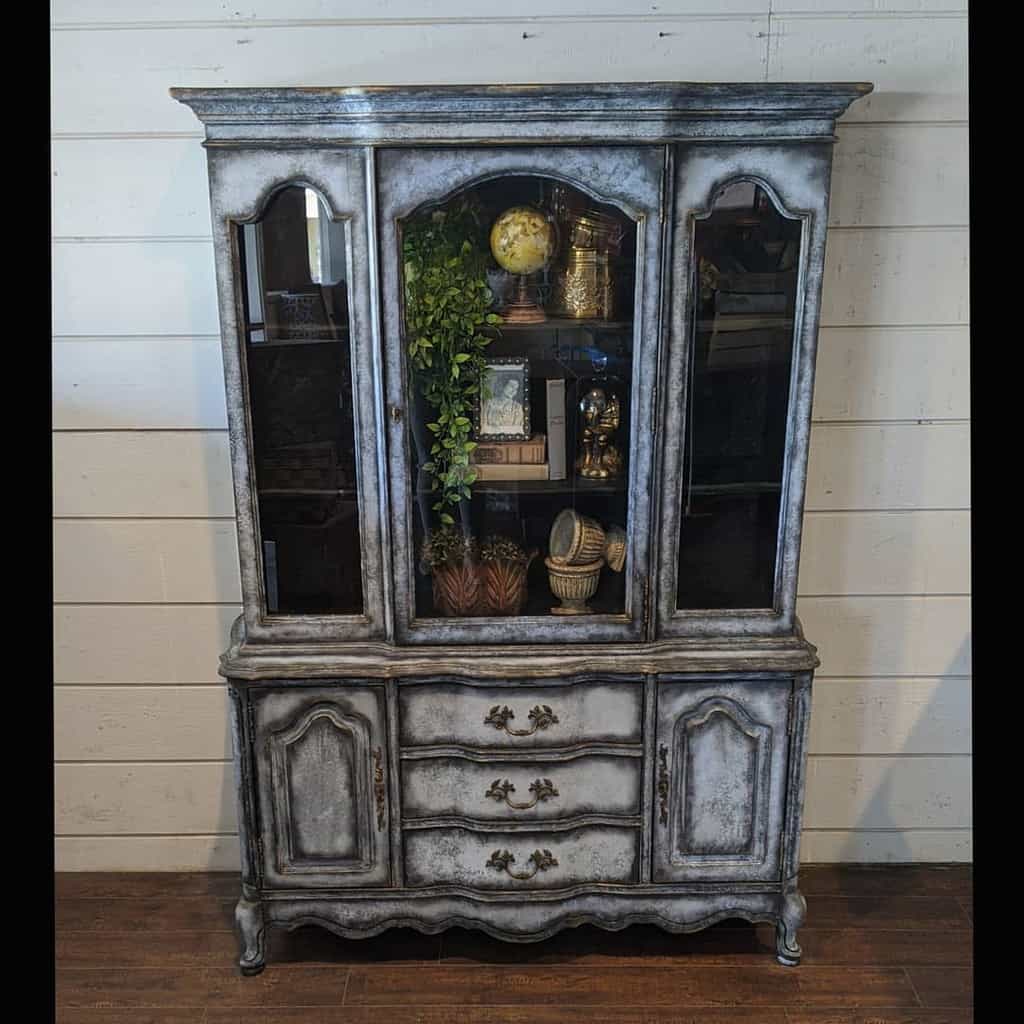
[
  {"left": 252, "top": 685, "right": 390, "bottom": 887},
  {"left": 653, "top": 676, "right": 791, "bottom": 882}
]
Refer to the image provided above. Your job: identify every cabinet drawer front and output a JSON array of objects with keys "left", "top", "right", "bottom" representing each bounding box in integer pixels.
[
  {"left": 404, "top": 825, "right": 639, "bottom": 890},
  {"left": 399, "top": 680, "right": 642, "bottom": 749},
  {"left": 402, "top": 754, "right": 642, "bottom": 823}
]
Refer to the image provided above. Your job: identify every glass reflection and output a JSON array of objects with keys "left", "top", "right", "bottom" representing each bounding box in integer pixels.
[
  {"left": 237, "top": 186, "right": 364, "bottom": 616},
  {"left": 676, "top": 181, "right": 801, "bottom": 610}
]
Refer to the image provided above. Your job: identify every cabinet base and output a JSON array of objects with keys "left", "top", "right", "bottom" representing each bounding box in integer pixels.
[{"left": 237, "top": 888, "right": 803, "bottom": 971}]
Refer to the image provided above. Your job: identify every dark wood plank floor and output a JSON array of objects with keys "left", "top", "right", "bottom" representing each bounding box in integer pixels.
[{"left": 55, "top": 866, "right": 973, "bottom": 1023}]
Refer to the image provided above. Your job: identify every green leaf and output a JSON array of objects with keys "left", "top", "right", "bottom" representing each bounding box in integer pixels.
[
  {"left": 454, "top": 353, "right": 471, "bottom": 364},
  {"left": 440, "top": 512, "right": 455, "bottom": 525}
]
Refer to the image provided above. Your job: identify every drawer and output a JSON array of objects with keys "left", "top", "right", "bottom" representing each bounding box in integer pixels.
[
  {"left": 401, "top": 754, "right": 642, "bottom": 823},
  {"left": 403, "top": 825, "right": 639, "bottom": 890},
  {"left": 399, "top": 679, "right": 642, "bottom": 749}
]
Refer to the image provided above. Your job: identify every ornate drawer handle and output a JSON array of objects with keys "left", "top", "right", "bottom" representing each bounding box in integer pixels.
[
  {"left": 486, "top": 848, "right": 559, "bottom": 880},
  {"left": 484, "top": 704, "right": 559, "bottom": 736},
  {"left": 372, "top": 747, "right": 386, "bottom": 831},
  {"left": 485, "top": 778, "right": 559, "bottom": 810},
  {"left": 657, "top": 743, "right": 669, "bottom": 826}
]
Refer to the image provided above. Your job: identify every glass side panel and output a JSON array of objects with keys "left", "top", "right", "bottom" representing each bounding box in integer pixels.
[
  {"left": 400, "top": 176, "right": 637, "bottom": 620},
  {"left": 236, "top": 185, "right": 363, "bottom": 616},
  {"left": 676, "top": 182, "right": 802, "bottom": 610}
]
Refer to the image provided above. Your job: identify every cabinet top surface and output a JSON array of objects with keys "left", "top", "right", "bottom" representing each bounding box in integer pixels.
[{"left": 171, "top": 81, "right": 873, "bottom": 124}]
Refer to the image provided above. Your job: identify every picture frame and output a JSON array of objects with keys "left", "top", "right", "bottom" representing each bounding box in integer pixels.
[{"left": 474, "top": 356, "right": 531, "bottom": 441}]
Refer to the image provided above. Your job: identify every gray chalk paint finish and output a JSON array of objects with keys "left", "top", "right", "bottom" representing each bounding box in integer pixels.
[{"left": 175, "top": 81, "right": 872, "bottom": 974}]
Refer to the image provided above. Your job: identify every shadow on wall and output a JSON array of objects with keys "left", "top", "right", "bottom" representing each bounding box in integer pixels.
[{"left": 810, "top": 632, "right": 972, "bottom": 865}]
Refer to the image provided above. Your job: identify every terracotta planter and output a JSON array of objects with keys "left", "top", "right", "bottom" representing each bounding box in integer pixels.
[
  {"left": 480, "top": 552, "right": 537, "bottom": 616},
  {"left": 431, "top": 560, "right": 484, "bottom": 617}
]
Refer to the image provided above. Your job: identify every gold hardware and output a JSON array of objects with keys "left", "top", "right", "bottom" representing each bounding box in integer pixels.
[
  {"left": 372, "top": 747, "right": 386, "bottom": 831},
  {"left": 657, "top": 744, "right": 670, "bottom": 826},
  {"left": 485, "top": 778, "right": 559, "bottom": 810},
  {"left": 483, "top": 704, "right": 559, "bottom": 736},
  {"left": 486, "top": 848, "right": 559, "bottom": 880}
]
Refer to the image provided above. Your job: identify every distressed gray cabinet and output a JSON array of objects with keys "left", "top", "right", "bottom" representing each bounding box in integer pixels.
[{"left": 174, "top": 82, "right": 871, "bottom": 974}]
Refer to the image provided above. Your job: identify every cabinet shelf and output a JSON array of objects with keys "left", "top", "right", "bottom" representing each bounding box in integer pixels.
[
  {"left": 416, "top": 477, "right": 627, "bottom": 497},
  {"left": 488, "top": 318, "right": 632, "bottom": 332}
]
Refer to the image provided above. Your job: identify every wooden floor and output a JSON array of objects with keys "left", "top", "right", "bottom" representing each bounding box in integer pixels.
[{"left": 55, "top": 865, "right": 973, "bottom": 1023}]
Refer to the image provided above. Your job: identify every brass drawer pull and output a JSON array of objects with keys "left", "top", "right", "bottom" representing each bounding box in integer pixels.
[
  {"left": 485, "top": 778, "right": 559, "bottom": 810},
  {"left": 486, "top": 848, "right": 559, "bottom": 880},
  {"left": 372, "top": 747, "right": 386, "bottom": 831},
  {"left": 657, "top": 743, "right": 669, "bottom": 826},
  {"left": 484, "top": 704, "right": 559, "bottom": 736}
]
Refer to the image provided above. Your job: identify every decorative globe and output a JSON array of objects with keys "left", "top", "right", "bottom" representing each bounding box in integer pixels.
[{"left": 489, "top": 206, "right": 555, "bottom": 276}]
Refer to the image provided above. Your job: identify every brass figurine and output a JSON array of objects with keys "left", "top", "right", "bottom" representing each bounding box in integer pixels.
[{"left": 576, "top": 386, "right": 623, "bottom": 479}]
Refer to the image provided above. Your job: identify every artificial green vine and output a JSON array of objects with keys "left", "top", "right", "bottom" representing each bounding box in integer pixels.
[{"left": 403, "top": 200, "right": 500, "bottom": 526}]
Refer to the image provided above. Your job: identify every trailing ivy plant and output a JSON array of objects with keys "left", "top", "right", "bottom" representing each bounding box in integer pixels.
[{"left": 403, "top": 199, "right": 501, "bottom": 527}]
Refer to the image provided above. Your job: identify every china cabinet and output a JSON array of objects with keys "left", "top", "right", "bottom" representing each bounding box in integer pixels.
[{"left": 173, "top": 81, "right": 872, "bottom": 974}]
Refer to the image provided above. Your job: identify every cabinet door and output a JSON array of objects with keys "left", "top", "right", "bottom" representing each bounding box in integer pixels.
[
  {"left": 376, "top": 146, "right": 664, "bottom": 645},
  {"left": 653, "top": 677, "right": 791, "bottom": 882},
  {"left": 206, "top": 148, "right": 387, "bottom": 641},
  {"left": 655, "top": 144, "right": 835, "bottom": 637},
  {"left": 253, "top": 686, "right": 390, "bottom": 887}
]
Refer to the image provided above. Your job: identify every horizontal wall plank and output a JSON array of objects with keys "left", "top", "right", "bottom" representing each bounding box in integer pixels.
[
  {"left": 798, "top": 510, "right": 969, "bottom": 596},
  {"left": 56, "top": 755, "right": 969, "bottom": 836},
  {"left": 768, "top": 14, "right": 967, "bottom": 122},
  {"left": 808, "top": 677, "right": 972, "bottom": 755},
  {"left": 812, "top": 327, "right": 969, "bottom": 421},
  {"left": 806, "top": 422, "right": 970, "bottom": 511},
  {"left": 53, "top": 338, "right": 228, "bottom": 430},
  {"left": 53, "top": 604, "right": 239, "bottom": 684},
  {"left": 830, "top": 122, "right": 968, "bottom": 227},
  {"left": 799, "top": 829, "right": 972, "bottom": 864},
  {"left": 52, "top": 326, "right": 968, "bottom": 434},
  {"left": 52, "top": 137, "right": 211, "bottom": 238},
  {"left": 804, "top": 755, "right": 971, "bottom": 830},
  {"left": 53, "top": 1, "right": 769, "bottom": 25},
  {"left": 52, "top": 20, "right": 768, "bottom": 136},
  {"left": 53, "top": 431, "right": 234, "bottom": 517},
  {"left": 52, "top": 676, "right": 972, "bottom": 762},
  {"left": 55, "top": 834, "right": 241, "bottom": 872},
  {"left": 51, "top": 597, "right": 969, "bottom": 684},
  {"left": 53, "top": 227, "right": 969, "bottom": 339},
  {"left": 821, "top": 228, "right": 969, "bottom": 326},
  {"left": 55, "top": 763, "right": 238, "bottom": 835},
  {"left": 51, "top": 510, "right": 965, "bottom": 603},
  {"left": 55, "top": 687, "right": 231, "bottom": 761},
  {"left": 776, "top": 3, "right": 966, "bottom": 11},
  {"left": 53, "top": 240, "right": 220, "bottom": 336},
  {"left": 52, "top": 122, "right": 965, "bottom": 240},
  {"left": 54, "top": 521, "right": 242, "bottom": 604},
  {"left": 797, "top": 596, "right": 971, "bottom": 677},
  {"left": 53, "top": 830, "right": 970, "bottom": 871}
]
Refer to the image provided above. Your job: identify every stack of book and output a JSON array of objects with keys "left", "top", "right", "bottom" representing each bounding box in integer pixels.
[
  {"left": 471, "top": 433, "right": 548, "bottom": 480},
  {"left": 470, "top": 379, "right": 568, "bottom": 481}
]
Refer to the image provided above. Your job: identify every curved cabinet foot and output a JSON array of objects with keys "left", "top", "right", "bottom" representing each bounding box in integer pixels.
[
  {"left": 236, "top": 894, "right": 267, "bottom": 976},
  {"left": 775, "top": 889, "right": 806, "bottom": 966}
]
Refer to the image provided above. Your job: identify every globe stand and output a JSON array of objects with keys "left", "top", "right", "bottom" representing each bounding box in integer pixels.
[{"left": 499, "top": 273, "right": 546, "bottom": 324}]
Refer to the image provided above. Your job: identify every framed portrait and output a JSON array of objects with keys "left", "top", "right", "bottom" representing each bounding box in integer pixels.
[{"left": 475, "top": 357, "right": 531, "bottom": 441}]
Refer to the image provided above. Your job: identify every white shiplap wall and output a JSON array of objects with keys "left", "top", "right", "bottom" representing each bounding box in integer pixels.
[{"left": 52, "top": 1, "right": 970, "bottom": 869}]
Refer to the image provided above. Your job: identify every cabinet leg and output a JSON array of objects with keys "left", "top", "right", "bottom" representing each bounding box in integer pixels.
[
  {"left": 775, "top": 889, "right": 806, "bottom": 966},
  {"left": 236, "top": 893, "right": 267, "bottom": 975}
]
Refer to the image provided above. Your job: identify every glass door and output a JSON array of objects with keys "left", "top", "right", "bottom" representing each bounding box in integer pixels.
[
  {"left": 208, "top": 148, "right": 386, "bottom": 640},
  {"left": 378, "top": 147, "right": 665, "bottom": 644},
  {"left": 655, "top": 143, "right": 834, "bottom": 637}
]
